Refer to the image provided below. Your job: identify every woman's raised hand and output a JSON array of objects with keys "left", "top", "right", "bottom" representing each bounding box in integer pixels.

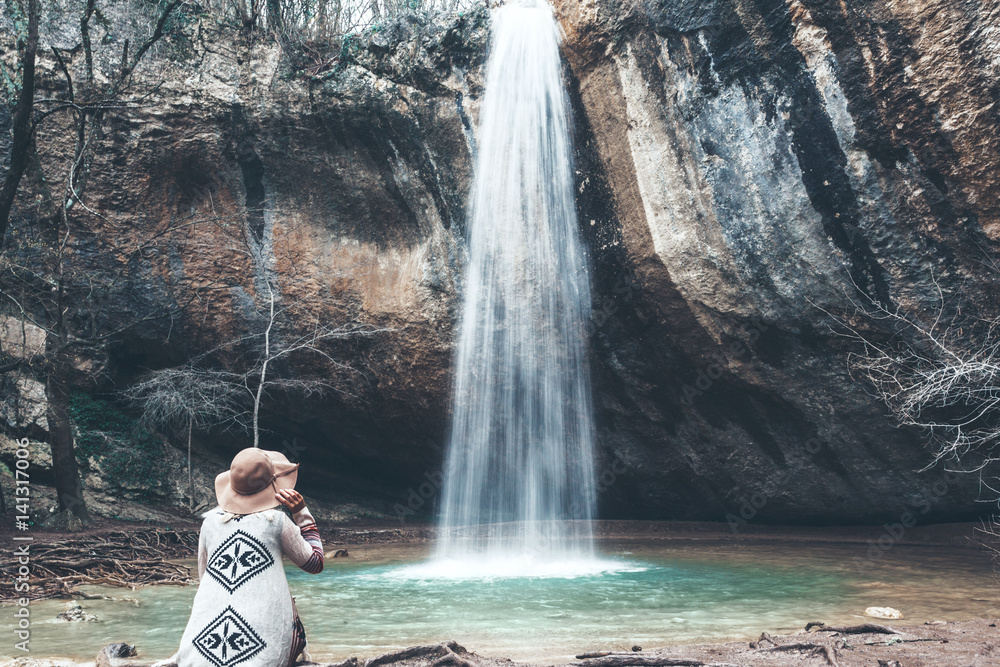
[{"left": 275, "top": 488, "right": 306, "bottom": 513}]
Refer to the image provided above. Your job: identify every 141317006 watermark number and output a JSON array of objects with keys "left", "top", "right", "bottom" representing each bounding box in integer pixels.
[{"left": 12, "top": 437, "right": 33, "bottom": 652}]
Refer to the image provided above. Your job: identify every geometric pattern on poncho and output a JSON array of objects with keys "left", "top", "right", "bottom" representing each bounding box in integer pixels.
[
  {"left": 207, "top": 531, "right": 275, "bottom": 594},
  {"left": 193, "top": 605, "right": 266, "bottom": 667}
]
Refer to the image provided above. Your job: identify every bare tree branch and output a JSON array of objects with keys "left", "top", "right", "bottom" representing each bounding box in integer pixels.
[
  {"left": 116, "top": 1, "right": 182, "bottom": 83},
  {"left": 122, "top": 365, "right": 246, "bottom": 509},
  {"left": 80, "top": 0, "right": 96, "bottom": 83},
  {"left": 814, "top": 275, "right": 1000, "bottom": 475}
]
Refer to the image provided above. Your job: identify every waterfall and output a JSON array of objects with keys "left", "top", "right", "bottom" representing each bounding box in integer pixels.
[{"left": 434, "top": 0, "right": 598, "bottom": 571}]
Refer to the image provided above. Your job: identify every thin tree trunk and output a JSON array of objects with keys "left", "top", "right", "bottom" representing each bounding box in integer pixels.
[
  {"left": 81, "top": 0, "right": 96, "bottom": 83},
  {"left": 45, "top": 370, "right": 91, "bottom": 524},
  {"left": 187, "top": 416, "right": 194, "bottom": 510},
  {"left": 252, "top": 282, "right": 275, "bottom": 448},
  {"left": 266, "top": 0, "right": 282, "bottom": 33},
  {"left": 0, "top": 0, "right": 40, "bottom": 249},
  {"left": 116, "top": 1, "right": 181, "bottom": 83},
  {"left": 237, "top": 0, "right": 258, "bottom": 30},
  {"left": 332, "top": 0, "right": 342, "bottom": 35},
  {"left": 252, "top": 359, "right": 267, "bottom": 448},
  {"left": 44, "top": 117, "right": 91, "bottom": 524}
]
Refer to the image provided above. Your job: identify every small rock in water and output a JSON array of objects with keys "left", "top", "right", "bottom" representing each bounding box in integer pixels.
[
  {"left": 865, "top": 606, "right": 904, "bottom": 620},
  {"left": 103, "top": 644, "right": 136, "bottom": 658},
  {"left": 57, "top": 602, "right": 98, "bottom": 622},
  {"left": 97, "top": 643, "right": 137, "bottom": 667}
]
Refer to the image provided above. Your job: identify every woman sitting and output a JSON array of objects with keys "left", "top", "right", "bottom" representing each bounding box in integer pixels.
[{"left": 175, "top": 447, "right": 324, "bottom": 667}]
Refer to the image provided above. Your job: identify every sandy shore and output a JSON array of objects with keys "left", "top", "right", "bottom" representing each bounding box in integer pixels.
[
  {"left": 554, "top": 617, "right": 1000, "bottom": 666},
  {"left": 5, "top": 618, "right": 999, "bottom": 667}
]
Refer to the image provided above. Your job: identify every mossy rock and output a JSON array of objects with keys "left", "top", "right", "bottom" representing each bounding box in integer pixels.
[{"left": 43, "top": 509, "right": 85, "bottom": 532}]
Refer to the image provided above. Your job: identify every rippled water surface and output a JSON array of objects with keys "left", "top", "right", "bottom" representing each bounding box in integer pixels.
[{"left": 6, "top": 538, "right": 998, "bottom": 663}]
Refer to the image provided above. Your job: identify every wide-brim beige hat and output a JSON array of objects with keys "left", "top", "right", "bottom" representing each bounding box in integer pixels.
[{"left": 215, "top": 447, "right": 299, "bottom": 514}]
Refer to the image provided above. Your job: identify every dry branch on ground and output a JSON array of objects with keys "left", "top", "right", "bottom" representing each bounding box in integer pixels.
[
  {"left": 806, "top": 622, "right": 900, "bottom": 635},
  {"left": 1, "top": 529, "right": 197, "bottom": 601}
]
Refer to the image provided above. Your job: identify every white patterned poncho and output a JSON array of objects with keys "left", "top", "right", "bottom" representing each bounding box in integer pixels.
[{"left": 176, "top": 506, "right": 324, "bottom": 667}]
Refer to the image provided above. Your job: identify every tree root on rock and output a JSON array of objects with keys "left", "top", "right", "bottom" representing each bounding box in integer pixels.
[
  {"left": 748, "top": 631, "right": 779, "bottom": 648},
  {"left": 762, "top": 643, "right": 839, "bottom": 666},
  {"left": 863, "top": 637, "right": 946, "bottom": 646},
  {"left": 363, "top": 641, "right": 469, "bottom": 667},
  {"left": 571, "top": 656, "right": 706, "bottom": 666},
  {"left": 299, "top": 641, "right": 470, "bottom": 667}
]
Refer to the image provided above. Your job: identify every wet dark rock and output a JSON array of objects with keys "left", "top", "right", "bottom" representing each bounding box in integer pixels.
[
  {"left": 57, "top": 603, "right": 99, "bottom": 622},
  {"left": 96, "top": 643, "right": 137, "bottom": 667}
]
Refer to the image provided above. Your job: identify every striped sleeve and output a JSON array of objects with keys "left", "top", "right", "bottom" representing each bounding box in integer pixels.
[
  {"left": 197, "top": 521, "right": 208, "bottom": 580},
  {"left": 281, "top": 507, "right": 325, "bottom": 574}
]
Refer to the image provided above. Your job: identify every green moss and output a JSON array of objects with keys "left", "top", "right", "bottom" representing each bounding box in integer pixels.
[
  {"left": 338, "top": 33, "right": 359, "bottom": 63},
  {"left": 68, "top": 392, "right": 166, "bottom": 497}
]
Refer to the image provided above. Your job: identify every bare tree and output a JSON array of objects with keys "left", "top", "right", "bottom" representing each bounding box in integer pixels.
[
  {"left": 239, "top": 277, "right": 389, "bottom": 448},
  {"left": 118, "top": 281, "right": 389, "bottom": 501},
  {"left": 201, "top": 0, "right": 481, "bottom": 44},
  {"left": 122, "top": 366, "right": 244, "bottom": 509},
  {"left": 0, "top": 0, "right": 189, "bottom": 524},
  {"left": 181, "top": 202, "right": 393, "bottom": 450},
  {"left": 817, "top": 276, "right": 1000, "bottom": 566},
  {"left": 1, "top": 0, "right": 182, "bottom": 250},
  {"left": 1, "top": 206, "right": 238, "bottom": 522},
  {"left": 817, "top": 276, "right": 1000, "bottom": 478}
]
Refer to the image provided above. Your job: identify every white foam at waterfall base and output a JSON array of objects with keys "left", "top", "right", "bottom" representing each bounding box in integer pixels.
[
  {"left": 384, "top": 556, "right": 649, "bottom": 581},
  {"left": 432, "top": 0, "right": 601, "bottom": 572}
]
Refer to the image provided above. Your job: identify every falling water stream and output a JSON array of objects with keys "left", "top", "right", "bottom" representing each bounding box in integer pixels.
[{"left": 430, "top": 0, "right": 599, "bottom": 574}]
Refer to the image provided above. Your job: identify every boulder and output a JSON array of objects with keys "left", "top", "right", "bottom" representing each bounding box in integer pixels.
[
  {"left": 43, "top": 509, "right": 85, "bottom": 532},
  {"left": 865, "top": 607, "right": 904, "bottom": 620}
]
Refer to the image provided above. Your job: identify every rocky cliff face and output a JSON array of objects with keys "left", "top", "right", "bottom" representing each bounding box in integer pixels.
[
  {"left": 3, "top": 6, "right": 489, "bottom": 508},
  {"left": 6, "top": 0, "right": 999, "bottom": 523},
  {"left": 555, "top": 0, "right": 1000, "bottom": 522}
]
